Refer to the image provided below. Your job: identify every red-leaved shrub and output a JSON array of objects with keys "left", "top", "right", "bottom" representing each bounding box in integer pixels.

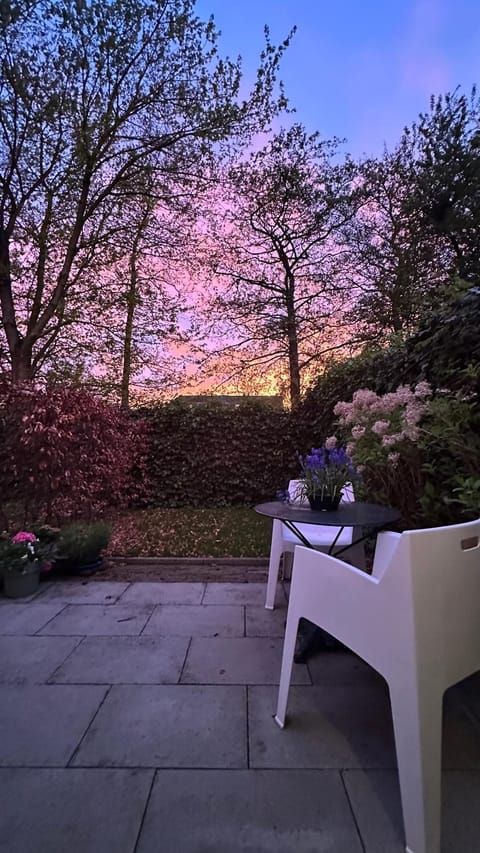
[{"left": 0, "top": 380, "right": 150, "bottom": 524}]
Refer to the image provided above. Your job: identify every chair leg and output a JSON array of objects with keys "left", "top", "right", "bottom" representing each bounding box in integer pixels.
[
  {"left": 265, "top": 527, "right": 283, "bottom": 610},
  {"left": 275, "top": 611, "right": 299, "bottom": 728},
  {"left": 389, "top": 681, "right": 443, "bottom": 853}
]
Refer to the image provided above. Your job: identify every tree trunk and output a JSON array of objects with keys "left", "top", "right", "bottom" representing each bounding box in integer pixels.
[
  {"left": 285, "top": 277, "right": 301, "bottom": 409},
  {"left": 0, "top": 230, "right": 34, "bottom": 382},
  {"left": 11, "top": 345, "right": 34, "bottom": 383},
  {"left": 121, "top": 273, "right": 136, "bottom": 410}
]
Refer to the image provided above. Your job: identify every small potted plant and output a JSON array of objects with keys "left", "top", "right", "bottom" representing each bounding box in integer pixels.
[
  {"left": 54, "top": 521, "right": 111, "bottom": 575},
  {"left": 0, "top": 526, "right": 58, "bottom": 598},
  {"left": 297, "top": 437, "right": 358, "bottom": 511}
]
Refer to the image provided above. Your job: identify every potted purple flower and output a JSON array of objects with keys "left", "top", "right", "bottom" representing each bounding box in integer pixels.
[{"left": 298, "top": 437, "right": 357, "bottom": 511}]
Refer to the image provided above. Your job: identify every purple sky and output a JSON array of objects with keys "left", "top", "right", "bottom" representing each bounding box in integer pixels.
[{"left": 195, "top": 0, "right": 480, "bottom": 158}]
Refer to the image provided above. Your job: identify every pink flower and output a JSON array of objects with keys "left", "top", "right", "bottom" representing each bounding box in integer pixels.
[
  {"left": 333, "top": 401, "right": 350, "bottom": 416},
  {"left": 371, "top": 420, "right": 389, "bottom": 435},
  {"left": 414, "top": 381, "right": 432, "bottom": 399},
  {"left": 11, "top": 531, "right": 37, "bottom": 544},
  {"left": 325, "top": 435, "right": 337, "bottom": 449},
  {"left": 351, "top": 389, "right": 379, "bottom": 408},
  {"left": 351, "top": 425, "right": 366, "bottom": 439},
  {"left": 387, "top": 452, "right": 400, "bottom": 467},
  {"left": 382, "top": 434, "right": 401, "bottom": 447}
]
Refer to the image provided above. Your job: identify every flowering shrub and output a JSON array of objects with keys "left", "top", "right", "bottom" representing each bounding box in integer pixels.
[
  {"left": 333, "top": 383, "right": 433, "bottom": 523},
  {"left": 297, "top": 437, "right": 357, "bottom": 502},
  {"left": 0, "top": 527, "right": 58, "bottom": 575}
]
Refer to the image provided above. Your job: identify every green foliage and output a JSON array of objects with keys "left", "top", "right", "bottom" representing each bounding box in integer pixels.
[
  {"left": 56, "top": 521, "right": 112, "bottom": 567},
  {"left": 448, "top": 477, "right": 480, "bottom": 518},
  {"left": 404, "top": 87, "right": 480, "bottom": 283},
  {"left": 417, "top": 395, "right": 480, "bottom": 524}
]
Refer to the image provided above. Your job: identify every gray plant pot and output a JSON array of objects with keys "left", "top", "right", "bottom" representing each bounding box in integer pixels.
[{"left": 3, "top": 568, "right": 40, "bottom": 599}]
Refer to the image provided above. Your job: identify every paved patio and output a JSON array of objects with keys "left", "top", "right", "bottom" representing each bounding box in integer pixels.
[{"left": 1, "top": 577, "right": 480, "bottom": 852}]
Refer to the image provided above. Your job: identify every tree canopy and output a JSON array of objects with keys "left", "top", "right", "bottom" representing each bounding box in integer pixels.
[{"left": 0, "top": 0, "right": 291, "bottom": 382}]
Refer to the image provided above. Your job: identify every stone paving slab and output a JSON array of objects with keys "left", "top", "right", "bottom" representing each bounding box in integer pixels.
[
  {"left": 442, "top": 686, "right": 480, "bottom": 769},
  {"left": 0, "top": 582, "right": 55, "bottom": 605},
  {"left": 0, "top": 602, "right": 67, "bottom": 634},
  {"left": 248, "top": 684, "right": 397, "bottom": 769},
  {"left": 2, "top": 579, "right": 479, "bottom": 852},
  {"left": 202, "top": 582, "right": 286, "bottom": 607},
  {"left": 72, "top": 684, "right": 247, "bottom": 768},
  {"left": 249, "top": 684, "right": 480, "bottom": 772},
  {"left": 38, "top": 603, "right": 154, "bottom": 636},
  {"left": 37, "top": 581, "right": 129, "bottom": 604},
  {"left": 0, "top": 767, "right": 154, "bottom": 853},
  {"left": 119, "top": 582, "right": 205, "bottom": 605},
  {"left": 246, "top": 604, "right": 288, "bottom": 637},
  {"left": 136, "top": 769, "right": 363, "bottom": 853},
  {"left": 343, "top": 768, "right": 480, "bottom": 853},
  {"left": 180, "top": 637, "right": 310, "bottom": 685},
  {"left": 0, "top": 635, "right": 81, "bottom": 684},
  {"left": 307, "top": 650, "right": 387, "bottom": 686},
  {"left": 0, "top": 685, "right": 107, "bottom": 766},
  {"left": 51, "top": 636, "right": 189, "bottom": 684},
  {"left": 142, "top": 603, "right": 244, "bottom": 637}
]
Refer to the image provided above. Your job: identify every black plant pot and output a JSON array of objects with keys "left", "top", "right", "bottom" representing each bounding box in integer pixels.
[
  {"left": 51, "top": 557, "right": 104, "bottom": 577},
  {"left": 308, "top": 494, "right": 342, "bottom": 511}
]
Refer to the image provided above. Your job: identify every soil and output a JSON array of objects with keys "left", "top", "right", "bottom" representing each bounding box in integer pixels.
[{"left": 47, "top": 557, "right": 270, "bottom": 584}]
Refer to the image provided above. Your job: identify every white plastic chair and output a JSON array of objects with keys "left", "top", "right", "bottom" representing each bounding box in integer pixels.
[
  {"left": 275, "top": 519, "right": 480, "bottom": 853},
  {"left": 265, "top": 480, "right": 365, "bottom": 609}
]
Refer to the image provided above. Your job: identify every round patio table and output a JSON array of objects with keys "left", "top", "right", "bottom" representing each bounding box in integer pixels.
[
  {"left": 255, "top": 500, "right": 402, "bottom": 661},
  {"left": 255, "top": 500, "right": 401, "bottom": 557}
]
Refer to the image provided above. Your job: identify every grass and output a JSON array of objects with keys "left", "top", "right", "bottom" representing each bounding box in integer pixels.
[{"left": 106, "top": 507, "right": 272, "bottom": 558}]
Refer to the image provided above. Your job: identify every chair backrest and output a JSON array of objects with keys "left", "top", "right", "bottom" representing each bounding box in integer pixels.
[{"left": 377, "top": 519, "right": 480, "bottom": 684}]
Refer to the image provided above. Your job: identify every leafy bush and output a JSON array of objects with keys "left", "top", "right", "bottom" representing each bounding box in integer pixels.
[
  {"left": 334, "top": 383, "right": 480, "bottom": 527},
  {"left": 0, "top": 381, "right": 150, "bottom": 524},
  {"left": 334, "top": 383, "right": 432, "bottom": 525},
  {"left": 56, "top": 520, "right": 112, "bottom": 567}
]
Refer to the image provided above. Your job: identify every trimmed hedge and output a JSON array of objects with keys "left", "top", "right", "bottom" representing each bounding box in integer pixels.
[{"left": 136, "top": 401, "right": 299, "bottom": 507}]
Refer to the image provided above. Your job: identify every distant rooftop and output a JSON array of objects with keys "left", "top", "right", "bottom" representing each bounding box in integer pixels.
[{"left": 175, "top": 394, "right": 284, "bottom": 410}]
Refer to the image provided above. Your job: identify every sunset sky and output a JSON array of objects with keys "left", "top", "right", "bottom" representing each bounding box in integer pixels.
[{"left": 196, "top": 0, "right": 480, "bottom": 158}]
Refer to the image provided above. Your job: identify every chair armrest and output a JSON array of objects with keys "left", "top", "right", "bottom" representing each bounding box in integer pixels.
[{"left": 293, "top": 545, "right": 380, "bottom": 589}]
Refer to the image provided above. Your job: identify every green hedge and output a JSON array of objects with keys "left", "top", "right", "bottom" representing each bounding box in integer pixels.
[{"left": 136, "top": 401, "right": 299, "bottom": 507}]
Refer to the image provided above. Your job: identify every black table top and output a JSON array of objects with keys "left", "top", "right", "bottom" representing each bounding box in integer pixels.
[{"left": 254, "top": 500, "right": 401, "bottom": 528}]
